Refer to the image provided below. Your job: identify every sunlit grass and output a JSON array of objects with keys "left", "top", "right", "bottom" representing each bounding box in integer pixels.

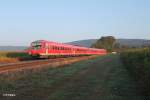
[{"left": 0, "top": 51, "right": 30, "bottom": 62}]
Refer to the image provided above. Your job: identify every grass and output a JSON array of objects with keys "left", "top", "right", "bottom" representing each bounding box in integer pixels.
[
  {"left": 120, "top": 48, "right": 150, "bottom": 97},
  {"left": 48, "top": 55, "right": 144, "bottom": 100},
  {"left": 0, "top": 51, "right": 32, "bottom": 62},
  {"left": 0, "top": 54, "right": 146, "bottom": 100}
]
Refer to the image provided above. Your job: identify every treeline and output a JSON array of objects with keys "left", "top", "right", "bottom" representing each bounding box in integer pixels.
[
  {"left": 91, "top": 36, "right": 150, "bottom": 52},
  {"left": 120, "top": 48, "right": 150, "bottom": 97},
  {"left": 91, "top": 36, "right": 128, "bottom": 52},
  {"left": 91, "top": 36, "right": 115, "bottom": 52}
]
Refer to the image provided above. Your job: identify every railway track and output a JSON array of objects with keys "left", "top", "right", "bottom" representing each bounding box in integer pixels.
[
  {"left": 0, "top": 58, "right": 62, "bottom": 73},
  {"left": 0, "top": 56, "right": 97, "bottom": 74}
]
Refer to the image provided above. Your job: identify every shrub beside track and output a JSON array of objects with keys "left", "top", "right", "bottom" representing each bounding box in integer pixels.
[
  {"left": 0, "top": 51, "right": 32, "bottom": 62},
  {"left": 120, "top": 48, "right": 150, "bottom": 96}
]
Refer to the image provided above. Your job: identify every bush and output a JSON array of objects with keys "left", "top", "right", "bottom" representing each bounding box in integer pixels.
[
  {"left": 120, "top": 48, "right": 150, "bottom": 96},
  {"left": 0, "top": 51, "right": 32, "bottom": 62}
]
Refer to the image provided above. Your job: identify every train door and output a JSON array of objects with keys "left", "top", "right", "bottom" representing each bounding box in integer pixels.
[{"left": 45, "top": 43, "right": 48, "bottom": 55}]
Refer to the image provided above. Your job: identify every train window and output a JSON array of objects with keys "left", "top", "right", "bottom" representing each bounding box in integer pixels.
[
  {"left": 31, "top": 42, "right": 42, "bottom": 50},
  {"left": 56, "top": 46, "right": 58, "bottom": 50},
  {"left": 57, "top": 47, "right": 59, "bottom": 50},
  {"left": 52, "top": 46, "right": 54, "bottom": 50},
  {"left": 50, "top": 46, "right": 51, "bottom": 49},
  {"left": 51, "top": 46, "right": 53, "bottom": 50},
  {"left": 33, "top": 45, "right": 41, "bottom": 50},
  {"left": 53, "top": 46, "right": 56, "bottom": 50}
]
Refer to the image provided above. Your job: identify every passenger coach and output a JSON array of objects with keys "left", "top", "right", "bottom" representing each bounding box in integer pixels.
[{"left": 27, "top": 40, "right": 107, "bottom": 57}]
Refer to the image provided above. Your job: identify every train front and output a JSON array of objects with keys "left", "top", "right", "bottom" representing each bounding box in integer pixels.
[{"left": 27, "top": 40, "right": 45, "bottom": 57}]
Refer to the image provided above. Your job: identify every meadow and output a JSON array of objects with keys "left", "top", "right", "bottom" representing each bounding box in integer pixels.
[{"left": 0, "top": 55, "right": 146, "bottom": 100}]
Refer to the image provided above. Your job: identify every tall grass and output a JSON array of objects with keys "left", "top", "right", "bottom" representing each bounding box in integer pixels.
[
  {"left": 120, "top": 48, "right": 150, "bottom": 96},
  {"left": 0, "top": 51, "right": 31, "bottom": 62}
]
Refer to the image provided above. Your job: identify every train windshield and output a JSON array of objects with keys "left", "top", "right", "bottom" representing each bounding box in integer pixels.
[{"left": 31, "top": 42, "right": 42, "bottom": 50}]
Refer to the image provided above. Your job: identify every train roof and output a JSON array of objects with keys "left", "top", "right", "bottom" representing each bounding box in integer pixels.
[{"left": 32, "top": 40, "right": 106, "bottom": 51}]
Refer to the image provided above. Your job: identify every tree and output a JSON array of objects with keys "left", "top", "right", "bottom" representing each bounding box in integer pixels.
[
  {"left": 114, "top": 43, "right": 120, "bottom": 49},
  {"left": 91, "top": 36, "right": 116, "bottom": 52}
]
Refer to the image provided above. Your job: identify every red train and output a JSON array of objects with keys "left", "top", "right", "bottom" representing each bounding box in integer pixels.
[{"left": 27, "top": 40, "right": 107, "bottom": 57}]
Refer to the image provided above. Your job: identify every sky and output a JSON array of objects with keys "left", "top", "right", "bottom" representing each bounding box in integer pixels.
[{"left": 0, "top": 0, "right": 150, "bottom": 46}]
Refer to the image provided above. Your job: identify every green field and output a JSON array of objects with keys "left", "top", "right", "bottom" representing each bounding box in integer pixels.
[{"left": 0, "top": 54, "right": 147, "bottom": 100}]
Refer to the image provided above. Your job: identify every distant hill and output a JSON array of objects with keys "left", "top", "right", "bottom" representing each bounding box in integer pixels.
[
  {"left": 117, "top": 39, "right": 150, "bottom": 47},
  {"left": 67, "top": 39, "right": 150, "bottom": 47},
  {"left": 67, "top": 39, "right": 98, "bottom": 47},
  {"left": 0, "top": 46, "right": 27, "bottom": 51}
]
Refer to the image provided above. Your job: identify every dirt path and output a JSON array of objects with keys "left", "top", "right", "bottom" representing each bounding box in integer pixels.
[{"left": 0, "top": 55, "right": 146, "bottom": 100}]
